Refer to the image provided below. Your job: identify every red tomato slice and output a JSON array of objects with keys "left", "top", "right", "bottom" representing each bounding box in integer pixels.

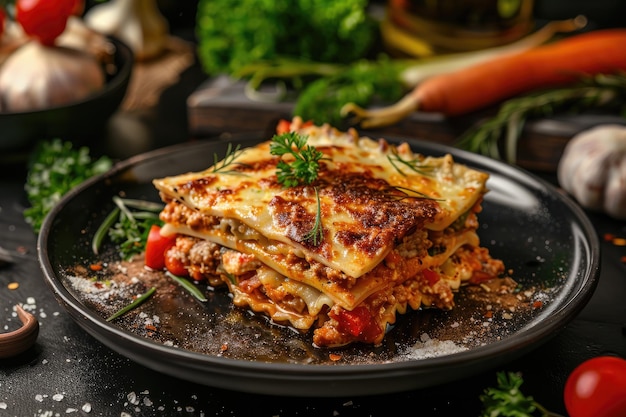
[
  {"left": 333, "top": 306, "right": 381, "bottom": 342},
  {"left": 144, "top": 224, "right": 176, "bottom": 270},
  {"left": 564, "top": 356, "right": 626, "bottom": 417}
]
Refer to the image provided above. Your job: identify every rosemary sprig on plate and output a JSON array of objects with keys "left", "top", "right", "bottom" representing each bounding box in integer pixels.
[{"left": 106, "top": 287, "right": 156, "bottom": 322}]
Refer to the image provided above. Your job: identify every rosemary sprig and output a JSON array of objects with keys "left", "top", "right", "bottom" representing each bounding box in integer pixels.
[
  {"left": 392, "top": 185, "right": 441, "bottom": 200},
  {"left": 270, "top": 132, "right": 324, "bottom": 187},
  {"left": 211, "top": 143, "right": 248, "bottom": 174},
  {"left": 92, "top": 197, "right": 164, "bottom": 260},
  {"left": 166, "top": 272, "right": 208, "bottom": 302},
  {"left": 106, "top": 287, "right": 156, "bottom": 322},
  {"left": 456, "top": 73, "right": 626, "bottom": 163},
  {"left": 303, "top": 187, "right": 323, "bottom": 245},
  {"left": 387, "top": 153, "right": 435, "bottom": 176}
]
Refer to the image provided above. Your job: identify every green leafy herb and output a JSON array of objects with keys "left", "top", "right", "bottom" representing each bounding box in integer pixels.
[
  {"left": 480, "top": 371, "right": 563, "bottom": 417},
  {"left": 211, "top": 143, "right": 248, "bottom": 174},
  {"left": 106, "top": 287, "right": 156, "bottom": 322},
  {"left": 24, "top": 139, "right": 112, "bottom": 233},
  {"left": 195, "top": 0, "right": 376, "bottom": 76},
  {"left": 303, "top": 187, "right": 324, "bottom": 246},
  {"left": 457, "top": 73, "right": 626, "bottom": 163},
  {"left": 293, "top": 57, "right": 408, "bottom": 126},
  {"left": 94, "top": 196, "right": 164, "bottom": 260},
  {"left": 270, "top": 132, "right": 325, "bottom": 245},
  {"left": 166, "top": 272, "right": 208, "bottom": 302},
  {"left": 387, "top": 151, "right": 436, "bottom": 177},
  {"left": 270, "top": 132, "right": 324, "bottom": 187}
]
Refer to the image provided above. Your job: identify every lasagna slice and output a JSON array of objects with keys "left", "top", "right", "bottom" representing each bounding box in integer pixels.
[{"left": 152, "top": 117, "right": 507, "bottom": 347}]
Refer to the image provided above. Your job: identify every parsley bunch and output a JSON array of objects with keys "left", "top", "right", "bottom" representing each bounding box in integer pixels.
[{"left": 24, "top": 139, "right": 112, "bottom": 234}]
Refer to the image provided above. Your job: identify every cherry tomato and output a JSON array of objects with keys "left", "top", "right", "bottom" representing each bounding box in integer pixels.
[
  {"left": 164, "top": 252, "right": 188, "bottom": 277},
  {"left": 0, "top": 8, "right": 6, "bottom": 38},
  {"left": 276, "top": 119, "right": 291, "bottom": 135},
  {"left": 564, "top": 356, "right": 626, "bottom": 417},
  {"left": 16, "top": 0, "right": 75, "bottom": 45},
  {"left": 144, "top": 225, "right": 176, "bottom": 270}
]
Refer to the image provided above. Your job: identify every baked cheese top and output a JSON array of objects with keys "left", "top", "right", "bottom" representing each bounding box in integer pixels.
[{"left": 153, "top": 126, "right": 489, "bottom": 278}]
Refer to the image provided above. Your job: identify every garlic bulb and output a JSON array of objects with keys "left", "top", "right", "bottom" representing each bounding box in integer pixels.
[
  {"left": 557, "top": 124, "right": 626, "bottom": 220},
  {"left": 84, "top": 0, "right": 169, "bottom": 61},
  {"left": 0, "top": 41, "right": 105, "bottom": 112}
]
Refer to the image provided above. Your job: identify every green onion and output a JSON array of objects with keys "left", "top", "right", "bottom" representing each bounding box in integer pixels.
[
  {"left": 106, "top": 287, "right": 156, "bottom": 322},
  {"left": 166, "top": 272, "right": 208, "bottom": 302},
  {"left": 92, "top": 207, "right": 121, "bottom": 255}
]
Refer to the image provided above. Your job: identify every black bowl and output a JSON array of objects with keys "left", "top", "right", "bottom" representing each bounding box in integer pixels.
[{"left": 0, "top": 36, "right": 133, "bottom": 154}]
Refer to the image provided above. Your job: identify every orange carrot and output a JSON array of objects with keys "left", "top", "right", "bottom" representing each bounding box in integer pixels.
[{"left": 342, "top": 29, "right": 626, "bottom": 128}]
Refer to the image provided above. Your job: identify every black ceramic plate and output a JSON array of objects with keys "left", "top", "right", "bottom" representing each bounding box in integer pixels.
[{"left": 38, "top": 135, "right": 600, "bottom": 397}]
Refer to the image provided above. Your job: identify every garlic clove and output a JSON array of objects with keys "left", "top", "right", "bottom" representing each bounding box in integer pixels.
[
  {"left": 84, "top": 0, "right": 169, "bottom": 61},
  {"left": 557, "top": 124, "right": 626, "bottom": 219},
  {"left": 0, "top": 41, "right": 105, "bottom": 112}
]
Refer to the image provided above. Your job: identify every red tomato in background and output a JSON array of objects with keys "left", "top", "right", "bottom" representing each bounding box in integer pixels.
[
  {"left": 16, "top": 0, "right": 76, "bottom": 45},
  {"left": 144, "top": 225, "right": 176, "bottom": 270},
  {"left": 564, "top": 356, "right": 626, "bottom": 417},
  {"left": 0, "top": 8, "right": 6, "bottom": 37}
]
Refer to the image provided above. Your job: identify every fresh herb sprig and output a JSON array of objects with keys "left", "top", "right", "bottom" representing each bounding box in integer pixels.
[
  {"left": 303, "top": 187, "right": 324, "bottom": 246},
  {"left": 270, "top": 132, "right": 325, "bottom": 245},
  {"left": 480, "top": 371, "right": 563, "bottom": 417},
  {"left": 106, "top": 287, "right": 156, "bottom": 322},
  {"left": 24, "top": 139, "right": 112, "bottom": 234},
  {"left": 92, "top": 196, "right": 164, "bottom": 260},
  {"left": 270, "top": 132, "right": 324, "bottom": 187},
  {"left": 211, "top": 143, "right": 248, "bottom": 174},
  {"left": 387, "top": 152, "right": 435, "bottom": 177},
  {"left": 457, "top": 73, "right": 626, "bottom": 163}
]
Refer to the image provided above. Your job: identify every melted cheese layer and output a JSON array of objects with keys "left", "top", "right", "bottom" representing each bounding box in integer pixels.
[{"left": 154, "top": 125, "right": 488, "bottom": 278}]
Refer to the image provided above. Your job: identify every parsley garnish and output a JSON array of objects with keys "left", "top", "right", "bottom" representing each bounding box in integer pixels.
[
  {"left": 480, "top": 371, "right": 563, "bottom": 417},
  {"left": 270, "top": 132, "right": 325, "bottom": 245},
  {"left": 270, "top": 132, "right": 324, "bottom": 187}
]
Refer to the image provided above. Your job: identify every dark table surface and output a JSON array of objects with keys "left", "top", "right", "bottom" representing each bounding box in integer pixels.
[{"left": 2, "top": 45, "right": 626, "bottom": 417}]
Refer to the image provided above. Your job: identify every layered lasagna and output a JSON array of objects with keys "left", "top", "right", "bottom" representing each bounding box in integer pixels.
[{"left": 152, "top": 117, "right": 507, "bottom": 347}]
